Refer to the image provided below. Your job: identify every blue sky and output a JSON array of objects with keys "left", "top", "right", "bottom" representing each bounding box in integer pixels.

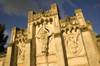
[{"left": 0, "top": 0, "right": 100, "bottom": 46}]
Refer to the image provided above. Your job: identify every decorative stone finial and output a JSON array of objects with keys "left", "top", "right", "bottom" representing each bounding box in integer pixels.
[
  {"left": 40, "top": 9, "right": 44, "bottom": 14},
  {"left": 21, "top": 27, "right": 23, "bottom": 30}
]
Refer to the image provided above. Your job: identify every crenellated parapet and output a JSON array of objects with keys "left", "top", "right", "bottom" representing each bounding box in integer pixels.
[
  {"left": 28, "top": 3, "right": 59, "bottom": 23},
  {"left": 32, "top": 10, "right": 52, "bottom": 20},
  {"left": 60, "top": 15, "right": 79, "bottom": 34},
  {"left": 60, "top": 14, "right": 93, "bottom": 35}
]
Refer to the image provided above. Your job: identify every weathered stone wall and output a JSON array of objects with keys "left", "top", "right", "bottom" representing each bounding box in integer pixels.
[
  {"left": 1, "top": 3, "right": 100, "bottom": 66},
  {"left": 97, "top": 38, "right": 100, "bottom": 56},
  {"left": 60, "top": 15, "right": 89, "bottom": 66},
  {"left": 0, "top": 54, "right": 6, "bottom": 66}
]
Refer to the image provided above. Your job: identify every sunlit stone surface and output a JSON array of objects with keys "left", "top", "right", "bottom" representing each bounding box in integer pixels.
[{"left": 0, "top": 3, "right": 100, "bottom": 66}]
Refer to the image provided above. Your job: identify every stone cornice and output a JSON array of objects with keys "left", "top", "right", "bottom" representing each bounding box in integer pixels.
[{"left": 0, "top": 54, "right": 6, "bottom": 58}]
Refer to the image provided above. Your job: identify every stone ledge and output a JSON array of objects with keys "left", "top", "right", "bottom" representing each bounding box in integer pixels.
[
  {"left": 0, "top": 54, "right": 6, "bottom": 58},
  {"left": 36, "top": 53, "right": 56, "bottom": 57},
  {"left": 67, "top": 54, "right": 86, "bottom": 59},
  {"left": 36, "top": 61, "right": 57, "bottom": 65}
]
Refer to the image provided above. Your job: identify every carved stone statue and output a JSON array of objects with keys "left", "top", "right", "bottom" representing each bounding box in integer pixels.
[
  {"left": 16, "top": 43, "right": 25, "bottom": 63},
  {"left": 41, "top": 30, "right": 53, "bottom": 53},
  {"left": 36, "top": 25, "right": 54, "bottom": 55}
]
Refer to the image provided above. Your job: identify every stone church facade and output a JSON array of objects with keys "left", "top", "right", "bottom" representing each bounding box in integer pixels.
[{"left": 0, "top": 3, "right": 100, "bottom": 66}]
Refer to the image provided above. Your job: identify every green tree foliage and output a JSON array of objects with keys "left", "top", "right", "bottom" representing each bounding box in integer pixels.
[
  {"left": 96, "top": 34, "right": 100, "bottom": 38},
  {"left": 0, "top": 24, "right": 8, "bottom": 54}
]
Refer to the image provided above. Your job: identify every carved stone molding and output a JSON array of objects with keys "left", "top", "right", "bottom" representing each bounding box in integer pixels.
[
  {"left": 16, "top": 38, "right": 27, "bottom": 44},
  {"left": 80, "top": 26, "right": 89, "bottom": 32},
  {"left": 61, "top": 26, "right": 80, "bottom": 35},
  {"left": 33, "top": 18, "right": 53, "bottom": 26},
  {"left": 16, "top": 28, "right": 27, "bottom": 38},
  {"left": 61, "top": 23, "right": 67, "bottom": 28},
  {"left": 63, "top": 32, "right": 83, "bottom": 56},
  {"left": 70, "top": 21, "right": 79, "bottom": 25}
]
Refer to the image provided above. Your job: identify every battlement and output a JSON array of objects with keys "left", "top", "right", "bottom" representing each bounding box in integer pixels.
[{"left": 28, "top": 3, "right": 59, "bottom": 22}]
